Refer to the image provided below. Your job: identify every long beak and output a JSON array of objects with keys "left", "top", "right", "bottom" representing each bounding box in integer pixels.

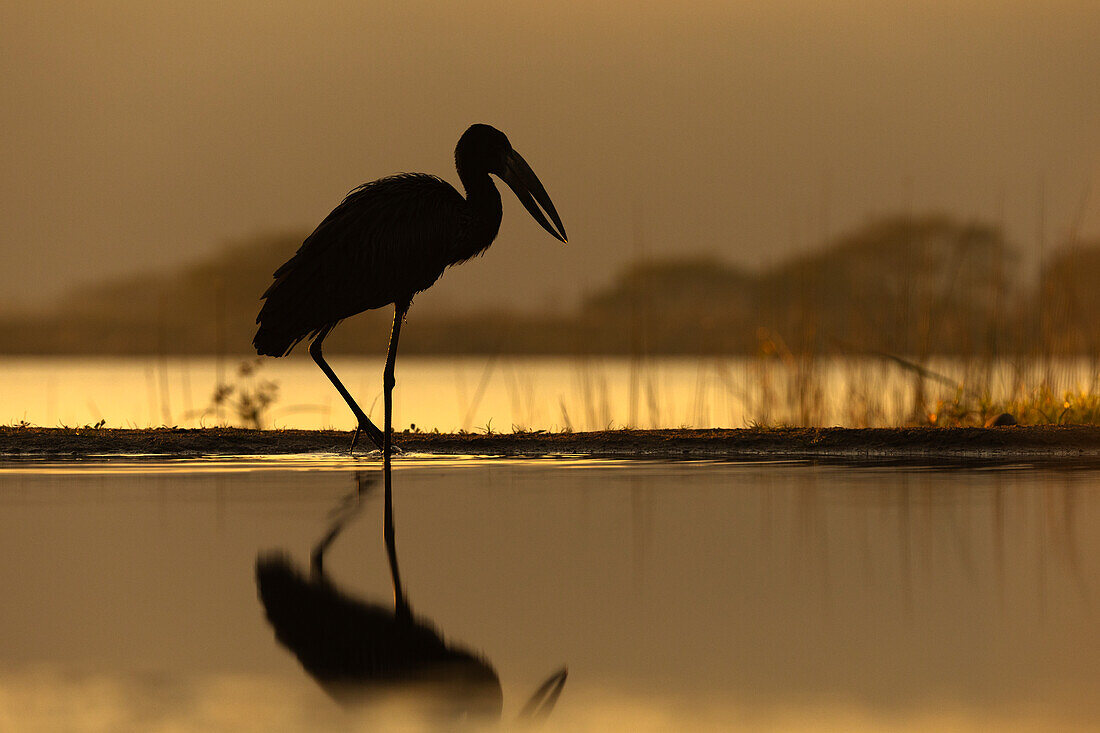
[
  {"left": 518, "top": 666, "right": 568, "bottom": 720},
  {"left": 501, "top": 150, "right": 568, "bottom": 243}
]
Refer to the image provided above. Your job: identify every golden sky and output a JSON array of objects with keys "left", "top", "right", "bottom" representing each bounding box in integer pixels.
[{"left": 2, "top": 1, "right": 1098, "bottom": 313}]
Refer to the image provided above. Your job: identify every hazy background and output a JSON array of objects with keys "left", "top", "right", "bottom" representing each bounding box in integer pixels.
[{"left": 3, "top": 0, "right": 1098, "bottom": 318}]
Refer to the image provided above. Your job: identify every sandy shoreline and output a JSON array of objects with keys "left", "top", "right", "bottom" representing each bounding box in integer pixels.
[{"left": 2, "top": 426, "right": 1100, "bottom": 462}]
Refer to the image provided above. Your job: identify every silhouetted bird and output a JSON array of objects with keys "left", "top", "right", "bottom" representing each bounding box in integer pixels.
[
  {"left": 255, "top": 474, "right": 566, "bottom": 721},
  {"left": 253, "top": 124, "right": 567, "bottom": 451},
  {"left": 256, "top": 554, "right": 505, "bottom": 717}
]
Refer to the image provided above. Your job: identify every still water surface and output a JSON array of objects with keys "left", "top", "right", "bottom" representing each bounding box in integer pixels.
[{"left": 0, "top": 458, "right": 1098, "bottom": 731}]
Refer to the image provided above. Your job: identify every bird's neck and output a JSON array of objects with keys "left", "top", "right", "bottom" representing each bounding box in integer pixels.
[{"left": 458, "top": 168, "right": 503, "bottom": 257}]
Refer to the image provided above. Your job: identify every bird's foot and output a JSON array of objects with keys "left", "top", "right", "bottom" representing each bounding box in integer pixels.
[
  {"left": 348, "top": 425, "right": 403, "bottom": 456},
  {"left": 348, "top": 427, "right": 363, "bottom": 455}
]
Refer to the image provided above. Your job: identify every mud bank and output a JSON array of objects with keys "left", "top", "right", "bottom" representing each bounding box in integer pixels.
[{"left": 2, "top": 426, "right": 1100, "bottom": 462}]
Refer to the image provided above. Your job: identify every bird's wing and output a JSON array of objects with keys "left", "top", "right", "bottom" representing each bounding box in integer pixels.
[{"left": 255, "top": 174, "right": 465, "bottom": 352}]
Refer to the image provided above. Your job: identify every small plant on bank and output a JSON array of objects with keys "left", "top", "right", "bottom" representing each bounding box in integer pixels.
[{"left": 208, "top": 359, "right": 279, "bottom": 429}]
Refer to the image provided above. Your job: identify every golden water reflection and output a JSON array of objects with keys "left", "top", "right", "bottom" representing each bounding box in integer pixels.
[{"left": 0, "top": 460, "right": 1096, "bottom": 731}]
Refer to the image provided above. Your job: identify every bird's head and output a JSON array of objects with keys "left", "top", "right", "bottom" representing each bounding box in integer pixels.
[{"left": 457, "top": 124, "right": 568, "bottom": 244}]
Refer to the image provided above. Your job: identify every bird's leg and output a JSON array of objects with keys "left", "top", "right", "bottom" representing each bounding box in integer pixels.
[
  {"left": 384, "top": 302, "right": 411, "bottom": 618},
  {"left": 309, "top": 521, "right": 338, "bottom": 580},
  {"left": 308, "top": 326, "right": 385, "bottom": 452},
  {"left": 309, "top": 473, "right": 372, "bottom": 581}
]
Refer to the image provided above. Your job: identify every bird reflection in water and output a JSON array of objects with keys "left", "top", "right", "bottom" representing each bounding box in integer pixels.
[{"left": 256, "top": 473, "right": 566, "bottom": 723}]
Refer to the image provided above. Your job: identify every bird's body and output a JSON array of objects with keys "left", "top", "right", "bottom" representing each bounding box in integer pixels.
[
  {"left": 256, "top": 550, "right": 504, "bottom": 716},
  {"left": 253, "top": 173, "right": 498, "bottom": 358},
  {"left": 253, "top": 124, "right": 566, "bottom": 452}
]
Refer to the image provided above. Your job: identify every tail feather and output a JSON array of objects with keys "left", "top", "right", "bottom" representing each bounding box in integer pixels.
[{"left": 253, "top": 324, "right": 300, "bottom": 357}]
